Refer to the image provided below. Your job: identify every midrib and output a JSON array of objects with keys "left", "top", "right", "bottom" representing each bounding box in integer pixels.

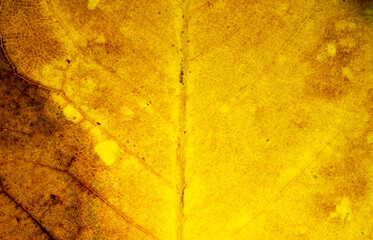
[{"left": 176, "top": 0, "right": 189, "bottom": 240}]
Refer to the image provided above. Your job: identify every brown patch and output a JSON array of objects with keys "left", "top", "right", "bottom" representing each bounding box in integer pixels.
[
  {"left": 301, "top": 16, "right": 365, "bottom": 101},
  {"left": 355, "top": 0, "right": 373, "bottom": 14},
  {"left": 55, "top": 0, "right": 160, "bottom": 74},
  {"left": 0, "top": 43, "right": 151, "bottom": 238},
  {"left": 0, "top": 45, "right": 104, "bottom": 239},
  {"left": 309, "top": 124, "right": 372, "bottom": 220},
  {"left": 0, "top": 0, "right": 66, "bottom": 74}
]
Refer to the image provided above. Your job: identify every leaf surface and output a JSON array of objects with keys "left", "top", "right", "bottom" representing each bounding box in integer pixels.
[{"left": 0, "top": 0, "right": 372, "bottom": 239}]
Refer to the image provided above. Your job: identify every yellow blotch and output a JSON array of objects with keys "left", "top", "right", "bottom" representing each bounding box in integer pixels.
[
  {"left": 220, "top": 103, "right": 231, "bottom": 113},
  {"left": 277, "top": 167, "right": 298, "bottom": 186},
  {"left": 50, "top": 92, "right": 68, "bottom": 108},
  {"left": 41, "top": 65, "right": 64, "bottom": 89},
  {"left": 367, "top": 131, "right": 373, "bottom": 144},
  {"left": 327, "top": 43, "right": 337, "bottom": 57},
  {"left": 276, "top": 3, "right": 289, "bottom": 15},
  {"left": 294, "top": 226, "right": 308, "bottom": 235},
  {"left": 89, "top": 125, "right": 106, "bottom": 142},
  {"left": 139, "top": 99, "right": 154, "bottom": 114},
  {"left": 316, "top": 51, "right": 328, "bottom": 62},
  {"left": 349, "top": 22, "right": 357, "bottom": 30},
  {"left": 339, "top": 37, "right": 356, "bottom": 48},
  {"left": 330, "top": 197, "right": 352, "bottom": 221},
  {"left": 342, "top": 67, "right": 354, "bottom": 80},
  {"left": 62, "top": 104, "right": 83, "bottom": 123},
  {"left": 94, "top": 140, "right": 119, "bottom": 165},
  {"left": 87, "top": 0, "right": 100, "bottom": 10},
  {"left": 120, "top": 106, "right": 135, "bottom": 121},
  {"left": 95, "top": 34, "right": 106, "bottom": 44},
  {"left": 225, "top": 209, "right": 255, "bottom": 232},
  {"left": 84, "top": 76, "right": 98, "bottom": 92},
  {"left": 335, "top": 20, "right": 349, "bottom": 32}
]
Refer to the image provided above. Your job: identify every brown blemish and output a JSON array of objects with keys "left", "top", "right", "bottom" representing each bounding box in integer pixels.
[
  {"left": 0, "top": 1, "right": 66, "bottom": 74},
  {"left": 301, "top": 16, "right": 365, "bottom": 101},
  {"left": 309, "top": 123, "right": 372, "bottom": 224},
  {"left": 54, "top": 0, "right": 159, "bottom": 75},
  {"left": 0, "top": 47, "right": 154, "bottom": 239}
]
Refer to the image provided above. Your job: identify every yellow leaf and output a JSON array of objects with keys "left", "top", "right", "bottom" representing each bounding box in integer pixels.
[{"left": 0, "top": 0, "right": 372, "bottom": 239}]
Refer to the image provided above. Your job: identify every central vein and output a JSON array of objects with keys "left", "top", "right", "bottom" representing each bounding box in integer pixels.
[{"left": 176, "top": 0, "right": 189, "bottom": 239}]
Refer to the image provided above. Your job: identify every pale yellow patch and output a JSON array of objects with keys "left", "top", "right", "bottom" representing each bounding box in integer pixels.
[
  {"left": 327, "top": 43, "right": 337, "bottom": 57},
  {"left": 89, "top": 125, "right": 107, "bottom": 142},
  {"left": 294, "top": 226, "right": 308, "bottom": 235},
  {"left": 80, "top": 120, "right": 107, "bottom": 142},
  {"left": 139, "top": 99, "right": 154, "bottom": 114},
  {"left": 94, "top": 140, "right": 119, "bottom": 165},
  {"left": 277, "top": 167, "right": 298, "bottom": 186},
  {"left": 367, "top": 131, "right": 373, "bottom": 144},
  {"left": 85, "top": 76, "right": 98, "bottom": 92},
  {"left": 40, "top": 65, "right": 64, "bottom": 89},
  {"left": 87, "top": 0, "right": 100, "bottom": 10},
  {"left": 316, "top": 51, "right": 328, "bottom": 61},
  {"left": 95, "top": 34, "right": 106, "bottom": 44},
  {"left": 276, "top": 3, "right": 289, "bottom": 15},
  {"left": 120, "top": 106, "right": 135, "bottom": 121},
  {"left": 335, "top": 20, "right": 349, "bottom": 32},
  {"left": 220, "top": 103, "right": 231, "bottom": 113},
  {"left": 339, "top": 37, "right": 356, "bottom": 48},
  {"left": 349, "top": 22, "right": 357, "bottom": 30},
  {"left": 224, "top": 208, "right": 256, "bottom": 232},
  {"left": 342, "top": 67, "right": 354, "bottom": 80},
  {"left": 62, "top": 104, "right": 83, "bottom": 123},
  {"left": 330, "top": 197, "right": 352, "bottom": 221},
  {"left": 50, "top": 92, "right": 68, "bottom": 108},
  {"left": 316, "top": 44, "right": 337, "bottom": 61}
]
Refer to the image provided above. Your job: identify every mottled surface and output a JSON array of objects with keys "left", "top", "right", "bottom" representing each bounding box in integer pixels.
[{"left": 0, "top": 0, "right": 372, "bottom": 239}]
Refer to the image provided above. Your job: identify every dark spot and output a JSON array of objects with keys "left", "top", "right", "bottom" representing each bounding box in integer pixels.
[
  {"left": 356, "top": 0, "right": 373, "bottom": 11},
  {"left": 179, "top": 70, "right": 184, "bottom": 85},
  {"left": 96, "top": 122, "right": 101, "bottom": 125},
  {"left": 50, "top": 194, "right": 56, "bottom": 200},
  {"left": 68, "top": 156, "right": 76, "bottom": 167},
  {"left": 16, "top": 217, "right": 20, "bottom": 223},
  {"left": 66, "top": 59, "right": 71, "bottom": 64}
]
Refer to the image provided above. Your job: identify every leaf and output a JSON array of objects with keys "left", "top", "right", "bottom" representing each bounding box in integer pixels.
[{"left": 0, "top": 0, "right": 372, "bottom": 239}]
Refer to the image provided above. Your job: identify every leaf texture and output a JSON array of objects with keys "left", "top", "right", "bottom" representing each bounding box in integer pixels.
[{"left": 0, "top": 0, "right": 372, "bottom": 239}]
